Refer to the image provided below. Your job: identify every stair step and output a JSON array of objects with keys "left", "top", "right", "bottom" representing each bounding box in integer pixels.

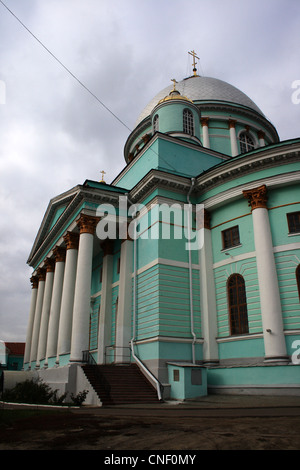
[{"left": 82, "top": 363, "right": 160, "bottom": 406}]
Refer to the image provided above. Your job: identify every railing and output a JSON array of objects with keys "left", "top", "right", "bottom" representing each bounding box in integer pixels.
[
  {"left": 81, "top": 350, "right": 111, "bottom": 395},
  {"left": 104, "top": 345, "right": 131, "bottom": 364}
]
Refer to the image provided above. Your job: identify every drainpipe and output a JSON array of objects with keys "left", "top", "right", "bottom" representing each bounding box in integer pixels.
[
  {"left": 187, "top": 178, "right": 196, "bottom": 364},
  {"left": 125, "top": 193, "right": 162, "bottom": 400}
]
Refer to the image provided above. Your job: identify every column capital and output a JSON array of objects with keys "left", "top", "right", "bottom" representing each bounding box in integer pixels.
[
  {"left": 228, "top": 119, "right": 237, "bottom": 129},
  {"left": 44, "top": 258, "right": 55, "bottom": 273},
  {"left": 30, "top": 276, "right": 39, "bottom": 289},
  {"left": 257, "top": 130, "right": 265, "bottom": 139},
  {"left": 53, "top": 246, "right": 66, "bottom": 262},
  {"left": 76, "top": 214, "right": 100, "bottom": 235},
  {"left": 243, "top": 184, "right": 268, "bottom": 211},
  {"left": 200, "top": 117, "right": 209, "bottom": 127},
  {"left": 37, "top": 267, "right": 46, "bottom": 282},
  {"left": 63, "top": 231, "right": 79, "bottom": 250}
]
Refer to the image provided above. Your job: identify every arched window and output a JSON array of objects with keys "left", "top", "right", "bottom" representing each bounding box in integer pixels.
[
  {"left": 153, "top": 114, "right": 159, "bottom": 133},
  {"left": 296, "top": 265, "right": 300, "bottom": 301},
  {"left": 183, "top": 109, "right": 194, "bottom": 135},
  {"left": 239, "top": 132, "right": 255, "bottom": 154},
  {"left": 227, "top": 274, "right": 249, "bottom": 335}
]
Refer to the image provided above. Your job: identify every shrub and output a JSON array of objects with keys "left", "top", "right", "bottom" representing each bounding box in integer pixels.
[
  {"left": 69, "top": 390, "right": 89, "bottom": 406},
  {"left": 1, "top": 379, "right": 67, "bottom": 405}
]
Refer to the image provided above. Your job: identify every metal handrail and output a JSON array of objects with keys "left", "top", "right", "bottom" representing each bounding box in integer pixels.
[
  {"left": 104, "top": 345, "right": 131, "bottom": 364},
  {"left": 82, "top": 350, "right": 111, "bottom": 395}
]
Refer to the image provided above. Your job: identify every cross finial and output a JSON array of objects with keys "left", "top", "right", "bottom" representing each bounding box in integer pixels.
[
  {"left": 171, "top": 78, "right": 178, "bottom": 91},
  {"left": 188, "top": 50, "right": 199, "bottom": 76},
  {"left": 100, "top": 170, "right": 106, "bottom": 183}
]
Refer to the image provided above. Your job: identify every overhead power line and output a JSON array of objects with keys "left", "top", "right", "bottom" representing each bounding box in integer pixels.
[{"left": 0, "top": 0, "right": 132, "bottom": 132}]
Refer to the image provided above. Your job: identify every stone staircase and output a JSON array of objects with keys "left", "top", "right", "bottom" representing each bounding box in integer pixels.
[{"left": 82, "top": 363, "right": 160, "bottom": 405}]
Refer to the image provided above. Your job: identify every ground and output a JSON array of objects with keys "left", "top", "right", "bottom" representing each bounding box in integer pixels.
[{"left": 1, "top": 395, "right": 300, "bottom": 451}]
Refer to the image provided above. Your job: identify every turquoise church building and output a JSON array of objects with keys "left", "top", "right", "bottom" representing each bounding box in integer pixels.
[{"left": 20, "top": 58, "right": 300, "bottom": 403}]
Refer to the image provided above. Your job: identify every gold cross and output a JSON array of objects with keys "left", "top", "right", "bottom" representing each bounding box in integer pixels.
[
  {"left": 188, "top": 50, "right": 199, "bottom": 76},
  {"left": 171, "top": 78, "right": 178, "bottom": 91},
  {"left": 100, "top": 170, "right": 106, "bottom": 183}
]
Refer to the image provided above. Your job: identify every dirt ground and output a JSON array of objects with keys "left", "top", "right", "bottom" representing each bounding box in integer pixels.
[{"left": 1, "top": 397, "right": 300, "bottom": 451}]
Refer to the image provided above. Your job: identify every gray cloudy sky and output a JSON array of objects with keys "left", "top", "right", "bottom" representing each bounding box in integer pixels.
[{"left": 0, "top": 0, "right": 299, "bottom": 342}]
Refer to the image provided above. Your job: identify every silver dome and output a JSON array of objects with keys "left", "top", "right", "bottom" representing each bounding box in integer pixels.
[{"left": 135, "top": 76, "right": 264, "bottom": 126}]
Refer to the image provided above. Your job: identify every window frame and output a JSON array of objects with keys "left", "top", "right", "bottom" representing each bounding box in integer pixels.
[
  {"left": 221, "top": 225, "right": 241, "bottom": 250},
  {"left": 287, "top": 211, "right": 300, "bottom": 234},
  {"left": 183, "top": 108, "right": 194, "bottom": 135},
  {"left": 239, "top": 131, "right": 256, "bottom": 154},
  {"left": 227, "top": 273, "right": 249, "bottom": 336}
]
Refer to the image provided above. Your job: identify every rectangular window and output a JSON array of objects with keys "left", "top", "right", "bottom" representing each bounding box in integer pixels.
[
  {"left": 222, "top": 226, "right": 240, "bottom": 250},
  {"left": 287, "top": 212, "right": 300, "bottom": 234}
]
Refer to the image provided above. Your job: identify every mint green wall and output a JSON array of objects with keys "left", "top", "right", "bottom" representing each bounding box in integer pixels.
[
  {"left": 135, "top": 264, "right": 201, "bottom": 342},
  {"left": 153, "top": 101, "right": 200, "bottom": 140},
  {"left": 116, "top": 136, "right": 226, "bottom": 190},
  {"left": 218, "top": 337, "right": 265, "bottom": 359},
  {"left": 207, "top": 364, "right": 300, "bottom": 387},
  {"left": 275, "top": 249, "right": 300, "bottom": 332},
  {"left": 214, "top": 257, "right": 261, "bottom": 339},
  {"left": 210, "top": 199, "right": 254, "bottom": 264},
  {"left": 268, "top": 185, "right": 300, "bottom": 247}
]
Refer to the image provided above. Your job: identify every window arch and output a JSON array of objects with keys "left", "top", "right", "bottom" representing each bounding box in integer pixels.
[
  {"left": 183, "top": 109, "right": 194, "bottom": 135},
  {"left": 153, "top": 114, "right": 159, "bottom": 133},
  {"left": 239, "top": 132, "right": 255, "bottom": 154},
  {"left": 227, "top": 274, "right": 249, "bottom": 335},
  {"left": 296, "top": 265, "right": 300, "bottom": 301}
]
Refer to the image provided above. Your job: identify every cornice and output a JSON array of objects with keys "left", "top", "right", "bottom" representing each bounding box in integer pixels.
[{"left": 195, "top": 141, "right": 300, "bottom": 194}]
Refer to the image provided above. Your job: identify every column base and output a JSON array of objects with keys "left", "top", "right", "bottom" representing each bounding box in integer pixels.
[{"left": 264, "top": 356, "right": 290, "bottom": 364}]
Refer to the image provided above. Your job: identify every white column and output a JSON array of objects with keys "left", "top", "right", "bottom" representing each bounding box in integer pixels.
[
  {"left": 115, "top": 238, "right": 133, "bottom": 363},
  {"left": 201, "top": 117, "right": 210, "bottom": 148},
  {"left": 97, "top": 240, "right": 114, "bottom": 364},
  {"left": 36, "top": 259, "right": 55, "bottom": 368},
  {"left": 199, "top": 210, "right": 219, "bottom": 364},
  {"left": 70, "top": 215, "right": 98, "bottom": 363},
  {"left": 229, "top": 119, "right": 238, "bottom": 157},
  {"left": 23, "top": 276, "right": 38, "bottom": 367},
  {"left": 258, "top": 130, "right": 265, "bottom": 147},
  {"left": 45, "top": 247, "right": 66, "bottom": 367},
  {"left": 29, "top": 268, "right": 46, "bottom": 365},
  {"left": 243, "top": 185, "right": 288, "bottom": 362},
  {"left": 56, "top": 232, "right": 79, "bottom": 363}
]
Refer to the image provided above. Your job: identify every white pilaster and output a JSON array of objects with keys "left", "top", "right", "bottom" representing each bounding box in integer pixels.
[
  {"left": 29, "top": 268, "right": 46, "bottom": 365},
  {"left": 243, "top": 185, "right": 288, "bottom": 362},
  {"left": 229, "top": 119, "right": 238, "bottom": 157},
  {"left": 45, "top": 247, "right": 66, "bottom": 366},
  {"left": 70, "top": 215, "right": 98, "bottom": 363},
  {"left": 36, "top": 259, "right": 55, "bottom": 368},
  {"left": 258, "top": 130, "right": 265, "bottom": 147},
  {"left": 201, "top": 117, "right": 210, "bottom": 148},
  {"left": 97, "top": 241, "right": 114, "bottom": 364},
  {"left": 56, "top": 232, "right": 79, "bottom": 363},
  {"left": 115, "top": 239, "right": 133, "bottom": 363},
  {"left": 199, "top": 211, "right": 219, "bottom": 364},
  {"left": 23, "top": 276, "right": 38, "bottom": 366}
]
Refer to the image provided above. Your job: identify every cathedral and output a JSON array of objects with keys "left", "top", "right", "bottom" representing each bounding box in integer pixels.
[{"left": 19, "top": 53, "right": 300, "bottom": 403}]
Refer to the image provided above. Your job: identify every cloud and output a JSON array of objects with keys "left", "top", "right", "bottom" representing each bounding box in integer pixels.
[{"left": 0, "top": 0, "right": 299, "bottom": 341}]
